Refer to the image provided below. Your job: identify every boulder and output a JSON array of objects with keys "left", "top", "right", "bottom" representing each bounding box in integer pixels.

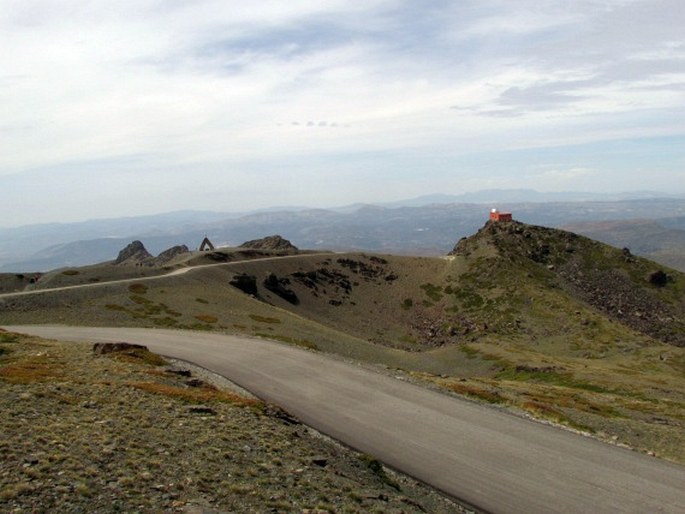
[{"left": 93, "top": 342, "right": 149, "bottom": 354}]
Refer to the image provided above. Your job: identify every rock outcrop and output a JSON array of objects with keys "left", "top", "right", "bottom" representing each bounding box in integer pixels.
[
  {"left": 114, "top": 242, "right": 189, "bottom": 267},
  {"left": 239, "top": 235, "right": 298, "bottom": 252},
  {"left": 152, "top": 245, "right": 189, "bottom": 265},
  {"left": 114, "top": 241, "right": 153, "bottom": 265}
]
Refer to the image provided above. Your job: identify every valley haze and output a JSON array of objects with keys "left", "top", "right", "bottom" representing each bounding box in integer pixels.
[{"left": 2, "top": 190, "right": 685, "bottom": 273}]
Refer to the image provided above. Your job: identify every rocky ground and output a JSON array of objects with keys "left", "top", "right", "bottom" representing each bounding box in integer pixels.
[{"left": 0, "top": 329, "right": 466, "bottom": 513}]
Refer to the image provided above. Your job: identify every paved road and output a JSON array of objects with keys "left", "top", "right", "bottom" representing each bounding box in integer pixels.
[{"left": 5, "top": 326, "right": 684, "bottom": 514}]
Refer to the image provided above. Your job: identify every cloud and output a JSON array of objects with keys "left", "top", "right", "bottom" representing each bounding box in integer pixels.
[{"left": 0, "top": 0, "right": 683, "bottom": 224}]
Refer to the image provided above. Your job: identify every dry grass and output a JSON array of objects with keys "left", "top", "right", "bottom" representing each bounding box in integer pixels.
[
  {"left": 194, "top": 314, "right": 218, "bottom": 324},
  {"left": 446, "top": 382, "right": 506, "bottom": 404},
  {"left": 128, "top": 381, "right": 261, "bottom": 408},
  {"left": 128, "top": 283, "right": 149, "bottom": 294},
  {"left": 106, "top": 347, "right": 169, "bottom": 367},
  {"left": 249, "top": 314, "right": 282, "bottom": 324},
  {"left": 0, "top": 360, "right": 61, "bottom": 384}
]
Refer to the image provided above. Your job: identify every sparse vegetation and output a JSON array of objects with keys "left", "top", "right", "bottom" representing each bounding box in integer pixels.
[
  {"left": 128, "top": 283, "right": 148, "bottom": 294},
  {"left": 446, "top": 382, "right": 505, "bottom": 405},
  {"left": 194, "top": 314, "right": 218, "bottom": 324},
  {"left": 420, "top": 283, "right": 443, "bottom": 302},
  {"left": 249, "top": 314, "right": 281, "bottom": 324},
  {"left": 254, "top": 333, "right": 318, "bottom": 351},
  {"left": 0, "top": 332, "right": 459, "bottom": 513}
]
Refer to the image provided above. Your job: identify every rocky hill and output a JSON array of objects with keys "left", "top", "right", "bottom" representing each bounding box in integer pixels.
[
  {"left": 115, "top": 241, "right": 189, "bottom": 267},
  {"left": 114, "top": 240, "right": 152, "bottom": 265},
  {"left": 239, "top": 235, "right": 298, "bottom": 252},
  {"left": 450, "top": 220, "right": 685, "bottom": 346}
]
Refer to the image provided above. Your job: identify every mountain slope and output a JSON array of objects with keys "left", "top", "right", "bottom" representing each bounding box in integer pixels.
[
  {"left": 2, "top": 222, "right": 685, "bottom": 462},
  {"left": 562, "top": 219, "right": 685, "bottom": 272},
  {"left": 450, "top": 220, "right": 684, "bottom": 347}
]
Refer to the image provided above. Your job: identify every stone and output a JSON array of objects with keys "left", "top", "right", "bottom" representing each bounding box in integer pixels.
[
  {"left": 187, "top": 405, "right": 217, "bottom": 415},
  {"left": 93, "top": 342, "right": 148, "bottom": 355}
]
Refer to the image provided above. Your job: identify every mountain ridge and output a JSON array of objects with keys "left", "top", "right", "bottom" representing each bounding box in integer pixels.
[{"left": 2, "top": 195, "right": 685, "bottom": 272}]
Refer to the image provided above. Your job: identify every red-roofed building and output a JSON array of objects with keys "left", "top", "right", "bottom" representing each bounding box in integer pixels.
[{"left": 489, "top": 209, "right": 512, "bottom": 222}]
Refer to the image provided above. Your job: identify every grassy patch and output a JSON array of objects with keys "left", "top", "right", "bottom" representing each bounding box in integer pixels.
[
  {"left": 451, "top": 287, "right": 485, "bottom": 309},
  {"left": 520, "top": 401, "right": 592, "bottom": 432},
  {"left": 61, "top": 269, "right": 80, "bottom": 276},
  {"left": 129, "top": 295, "right": 153, "bottom": 305},
  {"left": 107, "top": 348, "right": 168, "bottom": 367},
  {"left": 194, "top": 314, "right": 218, "bottom": 324},
  {"left": 254, "top": 333, "right": 319, "bottom": 351},
  {"left": 447, "top": 382, "right": 506, "bottom": 404},
  {"left": 497, "top": 368, "right": 611, "bottom": 394},
  {"left": 153, "top": 317, "right": 179, "bottom": 327},
  {"left": 249, "top": 314, "right": 281, "bottom": 324},
  {"left": 128, "top": 283, "right": 148, "bottom": 294},
  {"left": 459, "top": 345, "right": 479, "bottom": 359},
  {"left": 401, "top": 298, "right": 413, "bottom": 310},
  {"left": 0, "top": 333, "right": 20, "bottom": 344},
  {"left": 128, "top": 382, "right": 261, "bottom": 408},
  {"left": 0, "top": 359, "right": 61, "bottom": 384},
  {"left": 359, "top": 454, "right": 400, "bottom": 491},
  {"left": 420, "top": 283, "right": 443, "bottom": 302}
]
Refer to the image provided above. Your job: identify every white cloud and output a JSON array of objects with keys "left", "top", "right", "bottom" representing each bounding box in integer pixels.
[{"left": 0, "top": 0, "right": 683, "bottom": 224}]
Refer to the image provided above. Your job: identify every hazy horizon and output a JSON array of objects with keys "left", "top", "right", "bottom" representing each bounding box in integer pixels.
[
  {"left": 1, "top": 187, "right": 684, "bottom": 230},
  {"left": 2, "top": 1, "right": 683, "bottom": 226}
]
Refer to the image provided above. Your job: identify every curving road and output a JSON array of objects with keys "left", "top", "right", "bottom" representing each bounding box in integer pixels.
[{"left": 4, "top": 325, "right": 685, "bottom": 514}]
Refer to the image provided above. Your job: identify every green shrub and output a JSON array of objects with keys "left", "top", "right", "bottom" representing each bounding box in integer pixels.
[{"left": 420, "top": 283, "right": 443, "bottom": 302}]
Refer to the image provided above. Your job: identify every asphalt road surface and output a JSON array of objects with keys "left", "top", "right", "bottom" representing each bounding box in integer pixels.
[{"left": 5, "top": 325, "right": 685, "bottom": 514}]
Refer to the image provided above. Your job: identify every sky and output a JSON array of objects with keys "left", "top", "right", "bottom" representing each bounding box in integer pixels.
[{"left": 1, "top": 0, "right": 684, "bottom": 227}]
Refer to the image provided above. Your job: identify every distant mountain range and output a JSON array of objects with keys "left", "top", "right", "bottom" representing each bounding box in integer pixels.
[{"left": 2, "top": 190, "right": 685, "bottom": 272}]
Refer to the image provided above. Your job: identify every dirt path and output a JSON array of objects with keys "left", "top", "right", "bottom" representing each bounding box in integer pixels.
[{"left": 6, "top": 325, "right": 685, "bottom": 514}]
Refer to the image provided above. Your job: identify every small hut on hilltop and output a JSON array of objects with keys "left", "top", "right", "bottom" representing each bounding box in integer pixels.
[{"left": 489, "top": 208, "right": 512, "bottom": 222}]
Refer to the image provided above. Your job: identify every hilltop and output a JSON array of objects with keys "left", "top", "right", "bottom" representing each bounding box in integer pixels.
[{"left": 449, "top": 220, "right": 685, "bottom": 346}]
